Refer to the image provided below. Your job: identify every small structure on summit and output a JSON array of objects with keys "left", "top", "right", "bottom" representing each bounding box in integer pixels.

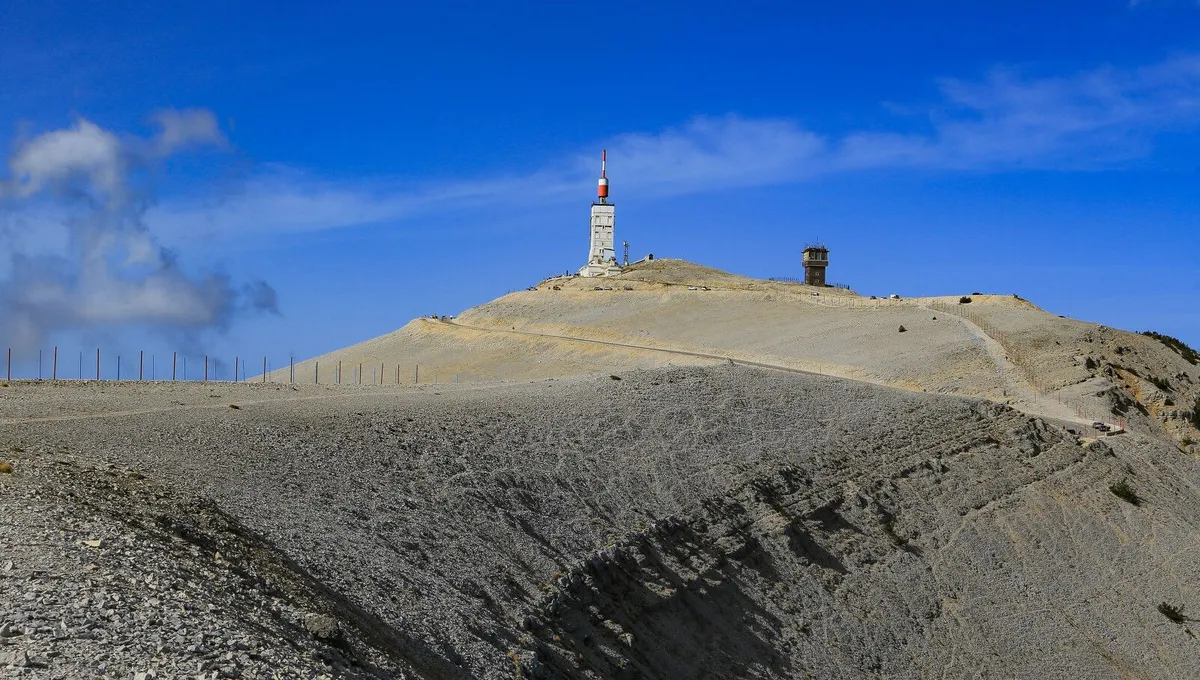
[
  {"left": 578, "top": 150, "right": 622, "bottom": 278},
  {"left": 802, "top": 242, "right": 829, "bottom": 286}
]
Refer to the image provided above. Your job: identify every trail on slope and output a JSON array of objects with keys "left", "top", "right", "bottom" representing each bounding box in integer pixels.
[
  {"left": 918, "top": 304, "right": 1087, "bottom": 426},
  {"left": 443, "top": 314, "right": 1099, "bottom": 429},
  {"left": 0, "top": 384, "right": 492, "bottom": 427},
  {"left": 439, "top": 318, "right": 830, "bottom": 379}
]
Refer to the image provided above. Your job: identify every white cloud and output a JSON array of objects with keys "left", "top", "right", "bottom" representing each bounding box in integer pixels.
[
  {"left": 1, "top": 109, "right": 229, "bottom": 205},
  {"left": 921, "top": 55, "right": 1200, "bottom": 167},
  {"left": 601, "top": 116, "right": 827, "bottom": 193},
  {"left": 3, "top": 119, "right": 124, "bottom": 199},
  {"left": 149, "top": 108, "right": 227, "bottom": 156},
  {"left": 0, "top": 110, "right": 274, "bottom": 351}
]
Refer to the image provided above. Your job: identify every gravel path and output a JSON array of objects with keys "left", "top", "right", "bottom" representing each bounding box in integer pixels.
[
  {"left": 917, "top": 302, "right": 1088, "bottom": 425},
  {"left": 439, "top": 318, "right": 830, "bottom": 377}
]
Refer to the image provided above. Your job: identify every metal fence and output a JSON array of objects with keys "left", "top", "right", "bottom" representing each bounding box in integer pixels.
[
  {"left": 766, "top": 277, "right": 853, "bottom": 290},
  {"left": 1, "top": 347, "right": 473, "bottom": 386}
]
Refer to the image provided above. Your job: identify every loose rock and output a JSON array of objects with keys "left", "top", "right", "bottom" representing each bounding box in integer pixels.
[{"left": 302, "top": 613, "right": 340, "bottom": 640}]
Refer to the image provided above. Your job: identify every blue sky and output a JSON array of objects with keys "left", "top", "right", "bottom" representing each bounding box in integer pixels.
[{"left": 1, "top": 0, "right": 1198, "bottom": 377}]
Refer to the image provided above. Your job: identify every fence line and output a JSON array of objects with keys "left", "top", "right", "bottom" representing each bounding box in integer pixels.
[
  {"left": 0, "top": 336, "right": 1122, "bottom": 427},
  {"left": 1, "top": 347, "right": 472, "bottom": 387},
  {"left": 766, "top": 277, "right": 853, "bottom": 290}
]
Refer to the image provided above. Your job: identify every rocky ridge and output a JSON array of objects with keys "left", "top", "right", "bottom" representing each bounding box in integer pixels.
[{"left": 3, "top": 366, "right": 1199, "bottom": 677}]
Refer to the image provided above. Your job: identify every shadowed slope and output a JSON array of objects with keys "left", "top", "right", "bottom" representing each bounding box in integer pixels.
[{"left": 5, "top": 366, "right": 1199, "bottom": 677}]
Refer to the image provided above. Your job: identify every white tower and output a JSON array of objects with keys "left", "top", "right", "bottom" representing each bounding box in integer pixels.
[{"left": 579, "top": 149, "right": 622, "bottom": 277}]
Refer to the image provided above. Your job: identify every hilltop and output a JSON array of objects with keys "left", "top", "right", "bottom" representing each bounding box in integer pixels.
[{"left": 278, "top": 258, "right": 1200, "bottom": 452}]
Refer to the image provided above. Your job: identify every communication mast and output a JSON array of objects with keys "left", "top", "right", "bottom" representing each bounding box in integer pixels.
[
  {"left": 597, "top": 149, "right": 609, "bottom": 203},
  {"left": 578, "top": 149, "right": 621, "bottom": 277}
]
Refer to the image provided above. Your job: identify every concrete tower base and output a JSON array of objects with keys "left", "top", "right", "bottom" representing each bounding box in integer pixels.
[{"left": 579, "top": 202, "right": 621, "bottom": 277}]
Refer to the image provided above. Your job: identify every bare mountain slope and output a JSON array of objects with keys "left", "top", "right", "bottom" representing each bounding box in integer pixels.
[
  {"left": 3, "top": 367, "right": 1199, "bottom": 678},
  {"left": 273, "top": 259, "right": 1200, "bottom": 450},
  {"left": 8, "top": 259, "right": 1197, "bottom": 677}
]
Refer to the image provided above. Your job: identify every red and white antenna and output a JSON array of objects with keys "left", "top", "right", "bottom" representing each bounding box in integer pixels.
[{"left": 597, "top": 149, "right": 609, "bottom": 202}]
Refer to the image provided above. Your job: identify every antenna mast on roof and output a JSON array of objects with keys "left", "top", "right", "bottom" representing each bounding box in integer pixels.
[{"left": 597, "top": 149, "right": 609, "bottom": 204}]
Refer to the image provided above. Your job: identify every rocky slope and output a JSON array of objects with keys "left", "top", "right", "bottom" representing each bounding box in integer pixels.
[
  {"left": 272, "top": 260, "right": 1200, "bottom": 451},
  {"left": 3, "top": 366, "right": 1199, "bottom": 678}
]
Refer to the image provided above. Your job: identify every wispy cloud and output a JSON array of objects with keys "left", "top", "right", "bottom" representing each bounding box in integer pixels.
[
  {"left": 839, "top": 55, "right": 1200, "bottom": 170},
  {"left": 1127, "top": 0, "right": 1200, "bottom": 9},
  {"left": 142, "top": 117, "right": 830, "bottom": 245},
  {"left": 18, "top": 54, "right": 1200, "bottom": 252},
  {"left": 145, "top": 108, "right": 228, "bottom": 157},
  {"left": 602, "top": 116, "right": 827, "bottom": 192}
]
